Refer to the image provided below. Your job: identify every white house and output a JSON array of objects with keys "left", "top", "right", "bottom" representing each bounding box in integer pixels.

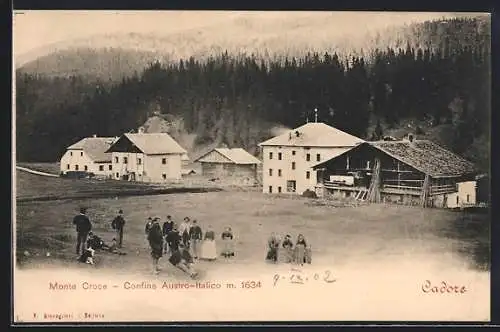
[
  {"left": 59, "top": 135, "right": 116, "bottom": 177},
  {"left": 105, "top": 132, "right": 187, "bottom": 182},
  {"left": 258, "top": 122, "right": 364, "bottom": 195},
  {"left": 445, "top": 181, "right": 477, "bottom": 208}
]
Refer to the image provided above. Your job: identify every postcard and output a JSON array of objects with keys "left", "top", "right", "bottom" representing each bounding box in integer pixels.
[{"left": 12, "top": 10, "right": 491, "bottom": 323}]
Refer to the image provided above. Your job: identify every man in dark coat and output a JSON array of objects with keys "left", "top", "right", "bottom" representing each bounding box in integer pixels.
[
  {"left": 189, "top": 220, "right": 203, "bottom": 259},
  {"left": 163, "top": 216, "right": 174, "bottom": 237},
  {"left": 73, "top": 207, "right": 92, "bottom": 255},
  {"left": 111, "top": 209, "right": 126, "bottom": 248},
  {"left": 166, "top": 226, "right": 181, "bottom": 253}
]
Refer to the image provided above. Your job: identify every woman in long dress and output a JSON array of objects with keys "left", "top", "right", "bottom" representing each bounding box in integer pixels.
[
  {"left": 281, "top": 234, "right": 294, "bottom": 263},
  {"left": 147, "top": 221, "right": 164, "bottom": 273},
  {"left": 220, "top": 227, "right": 235, "bottom": 258},
  {"left": 294, "top": 234, "right": 307, "bottom": 266},
  {"left": 200, "top": 225, "right": 217, "bottom": 261},
  {"left": 266, "top": 233, "right": 280, "bottom": 263}
]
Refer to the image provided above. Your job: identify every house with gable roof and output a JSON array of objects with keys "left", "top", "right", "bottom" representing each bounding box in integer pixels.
[
  {"left": 59, "top": 135, "right": 117, "bottom": 177},
  {"left": 258, "top": 122, "right": 364, "bottom": 195},
  {"left": 312, "top": 135, "right": 480, "bottom": 208},
  {"left": 105, "top": 130, "right": 187, "bottom": 182},
  {"left": 193, "top": 147, "right": 261, "bottom": 185}
]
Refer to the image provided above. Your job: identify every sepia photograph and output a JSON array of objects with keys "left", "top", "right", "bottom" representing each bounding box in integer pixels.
[{"left": 12, "top": 10, "right": 491, "bottom": 323}]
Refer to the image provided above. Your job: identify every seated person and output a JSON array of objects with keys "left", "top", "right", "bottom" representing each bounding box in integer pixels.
[
  {"left": 108, "top": 238, "right": 127, "bottom": 255},
  {"left": 78, "top": 246, "right": 95, "bottom": 265},
  {"left": 168, "top": 245, "right": 198, "bottom": 278},
  {"left": 86, "top": 231, "right": 110, "bottom": 250}
]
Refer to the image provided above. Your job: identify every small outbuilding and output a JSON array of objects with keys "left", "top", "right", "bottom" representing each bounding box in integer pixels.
[{"left": 194, "top": 148, "right": 261, "bottom": 185}]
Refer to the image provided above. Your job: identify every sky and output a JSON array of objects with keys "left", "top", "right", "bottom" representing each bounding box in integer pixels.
[{"left": 13, "top": 10, "right": 484, "bottom": 58}]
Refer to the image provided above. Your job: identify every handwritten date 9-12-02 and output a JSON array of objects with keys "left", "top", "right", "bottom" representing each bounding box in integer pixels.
[{"left": 273, "top": 269, "right": 336, "bottom": 286}]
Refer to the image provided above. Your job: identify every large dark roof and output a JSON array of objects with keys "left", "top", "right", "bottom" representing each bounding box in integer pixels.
[{"left": 313, "top": 140, "right": 478, "bottom": 178}]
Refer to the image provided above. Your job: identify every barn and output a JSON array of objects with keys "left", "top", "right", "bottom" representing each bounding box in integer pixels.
[
  {"left": 194, "top": 148, "right": 261, "bottom": 185},
  {"left": 312, "top": 136, "right": 480, "bottom": 208}
]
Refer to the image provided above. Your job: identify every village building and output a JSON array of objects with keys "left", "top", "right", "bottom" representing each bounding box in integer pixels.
[
  {"left": 258, "top": 122, "right": 364, "bottom": 195},
  {"left": 312, "top": 135, "right": 479, "bottom": 208},
  {"left": 59, "top": 135, "right": 116, "bottom": 177},
  {"left": 193, "top": 148, "right": 261, "bottom": 185},
  {"left": 105, "top": 131, "right": 187, "bottom": 182}
]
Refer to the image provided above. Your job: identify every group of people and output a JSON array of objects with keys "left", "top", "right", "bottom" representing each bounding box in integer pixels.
[
  {"left": 266, "top": 233, "right": 312, "bottom": 266},
  {"left": 144, "top": 215, "right": 236, "bottom": 276},
  {"left": 71, "top": 207, "right": 313, "bottom": 276},
  {"left": 73, "top": 208, "right": 128, "bottom": 265}
]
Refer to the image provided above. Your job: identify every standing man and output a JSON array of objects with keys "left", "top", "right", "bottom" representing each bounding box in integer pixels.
[
  {"left": 189, "top": 220, "right": 203, "bottom": 259},
  {"left": 162, "top": 216, "right": 175, "bottom": 254},
  {"left": 179, "top": 217, "right": 192, "bottom": 248},
  {"left": 111, "top": 209, "right": 126, "bottom": 248},
  {"left": 73, "top": 207, "right": 92, "bottom": 255}
]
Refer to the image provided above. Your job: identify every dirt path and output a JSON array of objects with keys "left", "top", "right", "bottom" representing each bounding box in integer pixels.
[{"left": 16, "top": 166, "right": 59, "bottom": 177}]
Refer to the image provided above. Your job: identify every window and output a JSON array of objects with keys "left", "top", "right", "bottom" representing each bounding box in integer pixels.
[
  {"left": 278, "top": 169, "right": 282, "bottom": 177},
  {"left": 123, "top": 157, "right": 128, "bottom": 164},
  {"left": 306, "top": 153, "right": 311, "bottom": 161},
  {"left": 70, "top": 152, "right": 73, "bottom": 156},
  {"left": 268, "top": 186, "right": 272, "bottom": 193},
  {"left": 162, "top": 173, "right": 167, "bottom": 180},
  {"left": 109, "top": 165, "right": 112, "bottom": 171},
  {"left": 80, "top": 152, "right": 83, "bottom": 157},
  {"left": 467, "top": 194, "right": 470, "bottom": 203},
  {"left": 286, "top": 180, "right": 296, "bottom": 193},
  {"left": 116, "top": 173, "right": 119, "bottom": 178},
  {"left": 269, "top": 152, "right": 273, "bottom": 160},
  {"left": 99, "top": 165, "right": 104, "bottom": 171},
  {"left": 115, "top": 156, "right": 119, "bottom": 163},
  {"left": 306, "top": 171, "right": 310, "bottom": 179},
  {"left": 84, "top": 165, "right": 88, "bottom": 171},
  {"left": 138, "top": 158, "right": 142, "bottom": 165},
  {"left": 292, "top": 150, "right": 296, "bottom": 156},
  {"left": 66, "top": 164, "right": 70, "bottom": 170},
  {"left": 75, "top": 165, "right": 79, "bottom": 171},
  {"left": 456, "top": 196, "right": 459, "bottom": 205},
  {"left": 278, "top": 152, "right": 282, "bottom": 160},
  {"left": 162, "top": 158, "right": 167, "bottom": 164},
  {"left": 316, "top": 154, "right": 321, "bottom": 162},
  {"left": 291, "top": 162, "right": 296, "bottom": 170},
  {"left": 269, "top": 169, "right": 273, "bottom": 176},
  {"left": 278, "top": 186, "right": 282, "bottom": 193}
]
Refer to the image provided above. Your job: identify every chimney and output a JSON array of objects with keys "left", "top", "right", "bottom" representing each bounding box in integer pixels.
[
  {"left": 92, "top": 134, "right": 97, "bottom": 138},
  {"left": 138, "top": 126, "right": 145, "bottom": 134},
  {"left": 314, "top": 108, "right": 318, "bottom": 123}
]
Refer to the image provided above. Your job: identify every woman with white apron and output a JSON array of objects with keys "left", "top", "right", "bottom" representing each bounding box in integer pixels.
[{"left": 200, "top": 225, "right": 217, "bottom": 261}]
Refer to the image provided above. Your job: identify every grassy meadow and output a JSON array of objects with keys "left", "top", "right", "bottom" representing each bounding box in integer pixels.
[
  {"left": 13, "top": 166, "right": 491, "bottom": 321},
  {"left": 15, "top": 170, "right": 490, "bottom": 275}
]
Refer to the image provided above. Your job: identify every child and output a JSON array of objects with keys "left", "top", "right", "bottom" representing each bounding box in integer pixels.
[
  {"left": 221, "top": 227, "right": 235, "bottom": 258},
  {"left": 266, "top": 233, "right": 280, "bottom": 263},
  {"left": 282, "top": 234, "right": 294, "bottom": 263}
]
